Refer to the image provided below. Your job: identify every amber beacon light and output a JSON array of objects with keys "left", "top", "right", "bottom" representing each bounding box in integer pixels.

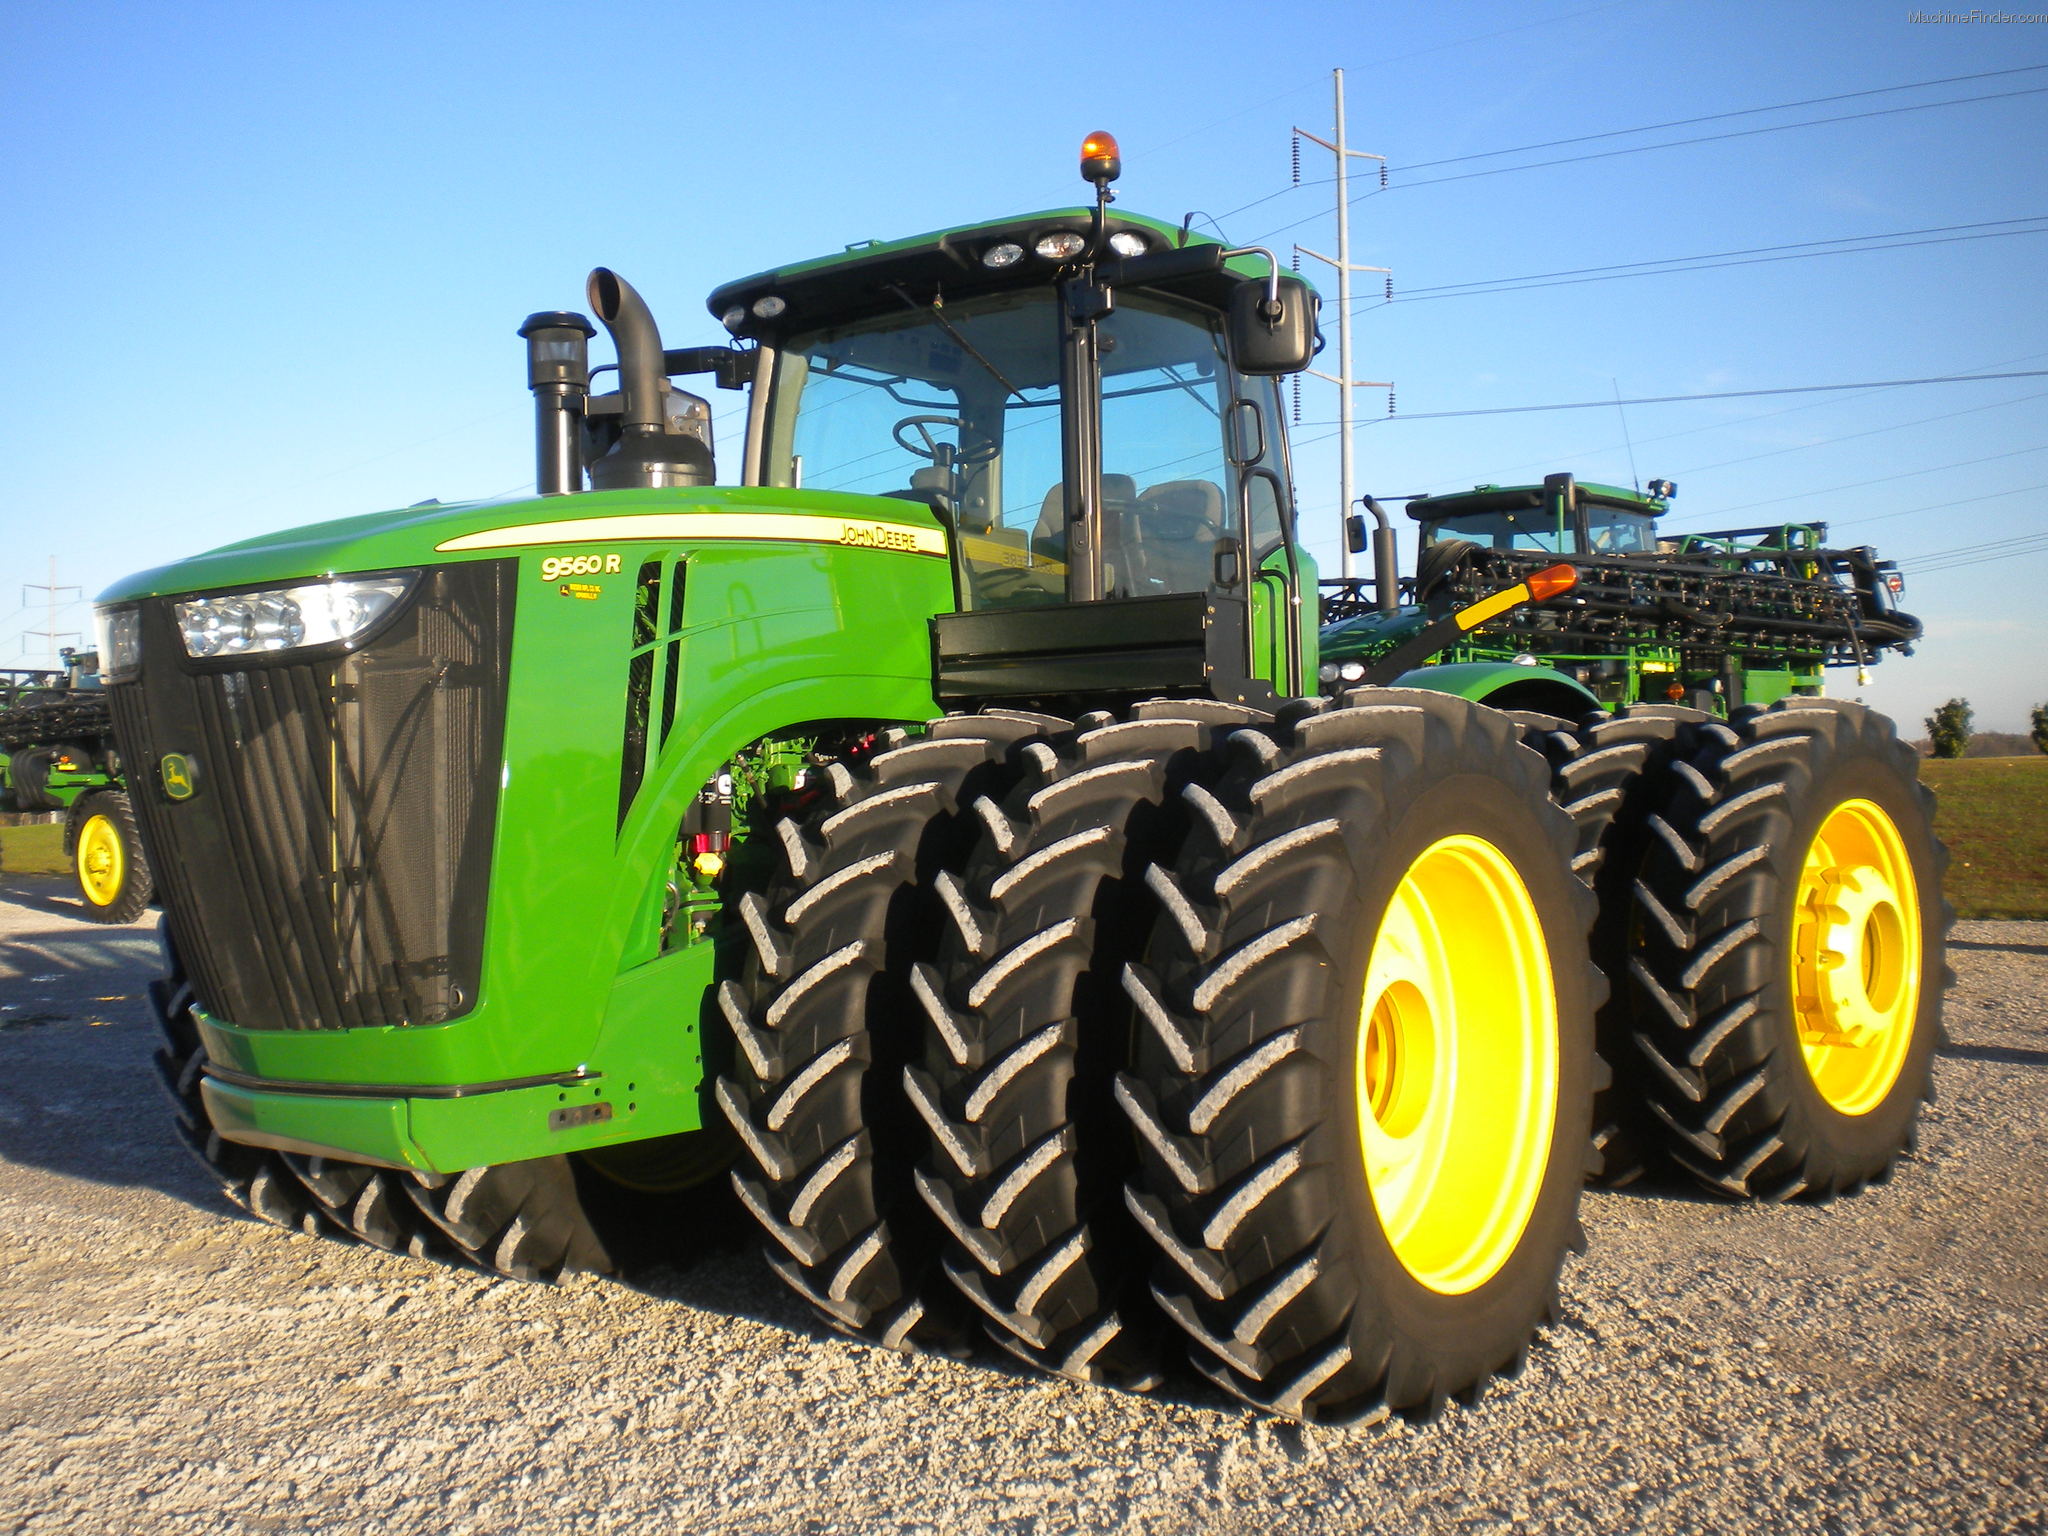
[{"left": 1080, "top": 131, "right": 1122, "bottom": 186}]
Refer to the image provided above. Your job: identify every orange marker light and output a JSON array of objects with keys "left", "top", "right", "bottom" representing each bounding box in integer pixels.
[
  {"left": 1080, "top": 131, "right": 1123, "bottom": 186},
  {"left": 1453, "top": 563, "right": 1580, "bottom": 632}
]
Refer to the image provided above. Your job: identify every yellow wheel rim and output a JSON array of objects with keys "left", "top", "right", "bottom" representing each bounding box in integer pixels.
[
  {"left": 76, "top": 814, "right": 126, "bottom": 907},
  {"left": 1791, "top": 798, "right": 1921, "bottom": 1116},
  {"left": 1356, "top": 834, "right": 1558, "bottom": 1296}
]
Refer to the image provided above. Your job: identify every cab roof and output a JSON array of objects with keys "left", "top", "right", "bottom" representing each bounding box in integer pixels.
[
  {"left": 706, "top": 208, "right": 1297, "bottom": 341},
  {"left": 1407, "top": 479, "right": 1667, "bottom": 524}
]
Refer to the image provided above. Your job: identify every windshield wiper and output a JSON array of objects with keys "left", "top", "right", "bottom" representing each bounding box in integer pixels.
[{"left": 885, "top": 283, "right": 1025, "bottom": 402}]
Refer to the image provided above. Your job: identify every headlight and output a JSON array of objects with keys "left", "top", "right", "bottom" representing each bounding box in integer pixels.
[
  {"left": 94, "top": 605, "right": 142, "bottom": 681},
  {"left": 981, "top": 242, "right": 1025, "bottom": 270},
  {"left": 173, "top": 574, "right": 416, "bottom": 659},
  {"left": 1107, "top": 230, "right": 1149, "bottom": 257},
  {"left": 1339, "top": 661, "right": 1366, "bottom": 683},
  {"left": 1034, "top": 231, "right": 1086, "bottom": 261},
  {"left": 751, "top": 295, "right": 786, "bottom": 319}
]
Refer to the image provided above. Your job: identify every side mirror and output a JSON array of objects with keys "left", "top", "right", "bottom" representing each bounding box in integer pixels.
[
  {"left": 1345, "top": 513, "right": 1367, "bottom": 554},
  {"left": 1228, "top": 275, "right": 1320, "bottom": 376}
]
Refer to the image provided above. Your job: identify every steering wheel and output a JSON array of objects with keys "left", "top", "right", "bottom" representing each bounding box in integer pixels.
[{"left": 892, "top": 415, "right": 999, "bottom": 464}]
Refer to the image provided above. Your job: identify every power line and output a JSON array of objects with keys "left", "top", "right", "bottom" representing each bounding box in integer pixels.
[
  {"left": 1672, "top": 445, "right": 2048, "bottom": 521},
  {"left": 1382, "top": 370, "right": 2048, "bottom": 422},
  {"left": 1830, "top": 482, "right": 2048, "bottom": 532},
  {"left": 1388, "top": 85, "right": 2048, "bottom": 194},
  {"left": 1400, "top": 62, "right": 2048, "bottom": 172},
  {"left": 1402, "top": 354, "right": 2048, "bottom": 487},
  {"left": 1909, "top": 531, "right": 2048, "bottom": 574},
  {"left": 1915, "top": 529, "right": 2048, "bottom": 563},
  {"left": 1246, "top": 84, "right": 2048, "bottom": 244},
  {"left": 1360, "top": 218, "right": 2048, "bottom": 306},
  {"left": 1146, "top": 1, "right": 1649, "bottom": 162},
  {"left": 1675, "top": 391, "right": 2048, "bottom": 476},
  {"left": 1214, "top": 63, "right": 2048, "bottom": 241},
  {"left": 1363, "top": 227, "right": 2048, "bottom": 308}
]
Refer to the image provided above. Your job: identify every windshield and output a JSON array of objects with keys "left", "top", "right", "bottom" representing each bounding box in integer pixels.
[
  {"left": 1427, "top": 507, "right": 1570, "bottom": 554},
  {"left": 765, "top": 288, "right": 1282, "bottom": 608},
  {"left": 1583, "top": 503, "right": 1655, "bottom": 553}
]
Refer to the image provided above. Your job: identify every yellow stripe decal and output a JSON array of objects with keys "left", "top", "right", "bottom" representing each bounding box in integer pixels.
[
  {"left": 1455, "top": 581, "right": 1533, "bottom": 632},
  {"left": 435, "top": 512, "right": 948, "bottom": 559},
  {"left": 957, "top": 533, "right": 1067, "bottom": 575}
]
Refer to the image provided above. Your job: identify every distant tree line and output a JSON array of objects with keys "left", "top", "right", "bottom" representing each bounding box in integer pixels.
[{"left": 1913, "top": 699, "right": 2048, "bottom": 758}]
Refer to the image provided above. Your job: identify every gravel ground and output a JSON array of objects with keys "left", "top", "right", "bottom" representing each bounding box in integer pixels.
[{"left": 2, "top": 871, "right": 2043, "bottom": 1536}]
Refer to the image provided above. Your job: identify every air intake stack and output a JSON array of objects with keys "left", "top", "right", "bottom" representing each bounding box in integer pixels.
[{"left": 519, "top": 311, "right": 596, "bottom": 497}]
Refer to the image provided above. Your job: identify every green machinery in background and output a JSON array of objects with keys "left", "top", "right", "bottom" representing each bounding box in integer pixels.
[
  {"left": 1318, "top": 472, "right": 1921, "bottom": 717},
  {"left": 93, "top": 138, "right": 1947, "bottom": 1424},
  {"left": 0, "top": 648, "right": 154, "bottom": 921}
]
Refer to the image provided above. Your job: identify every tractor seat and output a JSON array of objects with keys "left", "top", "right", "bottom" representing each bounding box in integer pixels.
[
  {"left": 1114, "top": 479, "right": 1225, "bottom": 595},
  {"left": 1031, "top": 475, "right": 1140, "bottom": 577}
]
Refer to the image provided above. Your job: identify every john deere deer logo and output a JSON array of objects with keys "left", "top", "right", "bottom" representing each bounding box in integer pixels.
[{"left": 159, "top": 753, "right": 197, "bottom": 801}]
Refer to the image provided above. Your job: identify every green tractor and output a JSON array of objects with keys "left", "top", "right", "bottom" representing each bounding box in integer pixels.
[
  {"left": 1318, "top": 472, "right": 1920, "bottom": 718},
  {"left": 96, "top": 139, "right": 1946, "bottom": 1424},
  {"left": 1, "top": 648, "right": 154, "bottom": 922}
]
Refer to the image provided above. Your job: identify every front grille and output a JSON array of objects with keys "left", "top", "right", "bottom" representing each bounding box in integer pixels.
[{"left": 111, "top": 561, "right": 513, "bottom": 1030}]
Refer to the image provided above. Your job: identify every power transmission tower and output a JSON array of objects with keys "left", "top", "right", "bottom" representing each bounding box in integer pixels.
[
  {"left": 1295, "top": 68, "right": 1391, "bottom": 579},
  {"left": 22, "top": 557, "right": 82, "bottom": 669}
]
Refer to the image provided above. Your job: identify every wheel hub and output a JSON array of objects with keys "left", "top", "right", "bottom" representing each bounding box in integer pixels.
[
  {"left": 1356, "top": 834, "right": 1558, "bottom": 1296},
  {"left": 1791, "top": 799, "right": 1921, "bottom": 1115},
  {"left": 76, "top": 814, "right": 125, "bottom": 907}
]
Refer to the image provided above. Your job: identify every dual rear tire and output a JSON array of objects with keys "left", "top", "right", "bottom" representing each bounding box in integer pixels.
[
  {"left": 1625, "top": 700, "right": 1946, "bottom": 1198},
  {"left": 1120, "top": 693, "right": 1599, "bottom": 1421},
  {"left": 733, "top": 691, "right": 1602, "bottom": 1422}
]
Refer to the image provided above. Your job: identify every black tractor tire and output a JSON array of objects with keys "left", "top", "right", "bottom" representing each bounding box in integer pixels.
[
  {"left": 571, "top": 1123, "right": 746, "bottom": 1271},
  {"left": 1512, "top": 706, "right": 1710, "bottom": 1186},
  {"left": 69, "top": 790, "right": 155, "bottom": 924},
  {"left": 151, "top": 962, "right": 342, "bottom": 1239},
  {"left": 1120, "top": 690, "right": 1602, "bottom": 1423},
  {"left": 724, "top": 716, "right": 1050, "bottom": 1353},
  {"left": 1628, "top": 700, "right": 1949, "bottom": 1200},
  {"left": 284, "top": 1153, "right": 445, "bottom": 1259},
  {"left": 403, "top": 1160, "right": 614, "bottom": 1281},
  {"left": 9, "top": 747, "right": 65, "bottom": 814},
  {"left": 151, "top": 923, "right": 599, "bottom": 1277},
  {"left": 910, "top": 701, "right": 1260, "bottom": 1391}
]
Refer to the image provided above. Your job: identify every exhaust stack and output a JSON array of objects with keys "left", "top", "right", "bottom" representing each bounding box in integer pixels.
[
  {"left": 1358, "top": 497, "right": 1400, "bottom": 615},
  {"left": 519, "top": 311, "right": 596, "bottom": 497},
  {"left": 584, "top": 268, "right": 714, "bottom": 491}
]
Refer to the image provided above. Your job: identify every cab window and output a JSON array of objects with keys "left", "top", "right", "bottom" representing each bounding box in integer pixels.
[
  {"left": 1428, "top": 507, "right": 1570, "bottom": 553},
  {"left": 1582, "top": 504, "right": 1656, "bottom": 553}
]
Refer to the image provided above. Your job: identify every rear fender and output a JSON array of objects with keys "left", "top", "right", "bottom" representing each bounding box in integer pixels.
[{"left": 1386, "top": 660, "right": 1603, "bottom": 718}]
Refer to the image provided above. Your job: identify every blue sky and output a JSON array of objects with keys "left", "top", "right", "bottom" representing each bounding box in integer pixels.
[{"left": 4, "top": 0, "right": 2044, "bottom": 730}]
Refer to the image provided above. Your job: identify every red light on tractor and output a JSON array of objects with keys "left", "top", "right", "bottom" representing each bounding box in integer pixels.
[{"left": 1080, "top": 131, "right": 1122, "bottom": 187}]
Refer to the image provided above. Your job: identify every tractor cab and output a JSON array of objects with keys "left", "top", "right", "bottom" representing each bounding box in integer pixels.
[
  {"left": 525, "top": 135, "right": 1323, "bottom": 707},
  {"left": 1412, "top": 473, "right": 1671, "bottom": 557}
]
